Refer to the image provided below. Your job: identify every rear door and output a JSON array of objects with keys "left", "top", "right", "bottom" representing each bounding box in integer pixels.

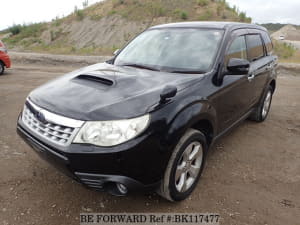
[{"left": 246, "top": 30, "right": 274, "bottom": 103}]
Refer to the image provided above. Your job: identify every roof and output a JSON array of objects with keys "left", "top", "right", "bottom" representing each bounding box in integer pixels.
[{"left": 151, "top": 21, "right": 267, "bottom": 32}]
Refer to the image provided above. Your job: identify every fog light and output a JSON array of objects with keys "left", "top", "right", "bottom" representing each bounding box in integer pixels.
[{"left": 116, "top": 183, "right": 128, "bottom": 195}]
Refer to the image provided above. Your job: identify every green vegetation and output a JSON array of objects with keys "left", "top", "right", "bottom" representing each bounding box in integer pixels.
[
  {"left": 238, "top": 12, "right": 247, "bottom": 22},
  {"left": 90, "top": 14, "right": 102, "bottom": 20},
  {"left": 3, "top": 23, "right": 47, "bottom": 47},
  {"left": 112, "top": 0, "right": 125, "bottom": 7},
  {"left": 52, "top": 16, "right": 63, "bottom": 27},
  {"left": 108, "top": 10, "right": 117, "bottom": 16},
  {"left": 180, "top": 11, "right": 188, "bottom": 20},
  {"left": 8, "top": 24, "right": 23, "bottom": 35},
  {"left": 84, "top": 0, "right": 250, "bottom": 22},
  {"left": 273, "top": 41, "right": 297, "bottom": 59},
  {"left": 173, "top": 9, "right": 188, "bottom": 20},
  {"left": 198, "top": 9, "right": 213, "bottom": 20},
  {"left": 74, "top": 6, "right": 85, "bottom": 20},
  {"left": 197, "top": 0, "right": 209, "bottom": 6}
]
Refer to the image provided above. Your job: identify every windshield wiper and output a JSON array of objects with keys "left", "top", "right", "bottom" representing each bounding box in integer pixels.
[
  {"left": 121, "top": 63, "right": 160, "bottom": 71},
  {"left": 168, "top": 70, "right": 205, "bottom": 74}
]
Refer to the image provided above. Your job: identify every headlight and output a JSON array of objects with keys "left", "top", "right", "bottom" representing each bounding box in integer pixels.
[{"left": 73, "top": 114, "right": 150, "bottom": 146}]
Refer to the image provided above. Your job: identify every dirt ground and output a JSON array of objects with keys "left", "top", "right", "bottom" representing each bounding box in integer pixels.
[{"left": 0, "top": 64, "right": 299, "bottom": 225}]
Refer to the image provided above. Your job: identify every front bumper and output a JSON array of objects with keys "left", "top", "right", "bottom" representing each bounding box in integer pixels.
[{"left": 17, "top": 116, "right": 165, "bottom": 194}]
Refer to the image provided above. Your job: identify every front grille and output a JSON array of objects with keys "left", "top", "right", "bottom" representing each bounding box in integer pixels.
[{"left": 22, "top": 102, "right": 82, "bottom": 146}]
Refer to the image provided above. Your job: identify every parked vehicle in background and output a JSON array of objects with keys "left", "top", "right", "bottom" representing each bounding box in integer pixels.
[
  {"left": 17, "top": 22, "right": 277, "bottom": 201},
  {"left": 279, "top": 35, "right": 285, "bottom": 40},
  {"left": 0, "top": 40, "right": 11, "bottom": 75}
]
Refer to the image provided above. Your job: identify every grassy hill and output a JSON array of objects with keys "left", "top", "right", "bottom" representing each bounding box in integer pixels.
[{"left": 1, "top": 0, "right": 251, "bottom": 55}]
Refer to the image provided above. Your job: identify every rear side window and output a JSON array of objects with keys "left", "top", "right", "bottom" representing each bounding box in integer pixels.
[
  {"left": 225, "top": 36, "right": 247, "bottom": 65},
  {"left": 246, "top": 34, "right": 264, "bottom": 61},
  {"left": 261, "top": 32, "right": 273, "bottom": 55}
]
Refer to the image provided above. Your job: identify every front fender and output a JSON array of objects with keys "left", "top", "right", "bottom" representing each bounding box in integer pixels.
[{"left": 163, "top": 98, "right": 217, "bottom": 147}]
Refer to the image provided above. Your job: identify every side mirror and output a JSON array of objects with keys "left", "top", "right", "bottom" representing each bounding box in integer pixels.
[
  {"left": 227, "top": 58, "right": 250, "bottom": 75},
  {"left": 160, "top": 85, "right": 177, "bottom": 103},
  {"left": 113, "top": 49, "right": 120, "bottom": 56}
]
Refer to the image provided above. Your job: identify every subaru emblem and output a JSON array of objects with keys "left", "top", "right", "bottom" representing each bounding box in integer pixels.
[{"left": 37, "top": 111, "right": 47, "bottom": 124}]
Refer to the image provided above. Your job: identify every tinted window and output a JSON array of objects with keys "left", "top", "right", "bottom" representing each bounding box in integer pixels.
[
  {"left": 225, "top": 36, "right": 247, "bottom": 65},
  {"left": 261, "top": 32, "right": 273, "bottom": 55},
  {"left": 246, "top": 35, "right": 264, "bottom": 61}
]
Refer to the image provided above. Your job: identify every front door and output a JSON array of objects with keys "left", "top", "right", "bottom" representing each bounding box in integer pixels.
[{"left": 216, "top": 33, "right": 256, "bottom": 132}]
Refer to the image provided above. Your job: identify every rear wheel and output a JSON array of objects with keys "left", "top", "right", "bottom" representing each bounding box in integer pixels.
[
  {"left": 249, "top": 86, "right": 273, "bottom": 122},
  {"left": 158, "top": 129, "right": 207, "bottom": 201},
  {"left": 0, "top": 61, "right": 4, "bottom": 75}
]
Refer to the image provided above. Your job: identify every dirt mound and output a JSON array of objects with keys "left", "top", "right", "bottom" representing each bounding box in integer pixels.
[
  {"left": 3, "top": 0, "right": 252, "bottom": 55},
  {"left": 271, "top": 25, "right": 300, "bottom": 41}
]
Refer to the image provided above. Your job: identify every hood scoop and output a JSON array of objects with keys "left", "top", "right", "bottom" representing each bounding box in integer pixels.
[{"left": 76, "top": 74, "right": 114, "bottom": 86}]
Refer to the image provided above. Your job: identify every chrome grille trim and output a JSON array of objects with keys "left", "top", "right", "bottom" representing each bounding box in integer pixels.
[
  {"left": 22, "top": 100, "right": 84, "bottom": 146},
  {"left": 26, "top": 99, "right": 84, "bottom": 128}
]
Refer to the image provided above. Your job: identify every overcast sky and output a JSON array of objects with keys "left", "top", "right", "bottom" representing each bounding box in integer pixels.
[
  {"left": 1, "top": 0, "right": 299, "bottom": 30},
  {"left": 0, "top": 0, "right": 100, "bottom": 30},
  {"left": 226, "top": 0, "right": 300, "bottom": 25}
]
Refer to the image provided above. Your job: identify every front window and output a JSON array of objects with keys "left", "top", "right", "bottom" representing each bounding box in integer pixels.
[
  {"left": 225, "top": 36, "right": 247, "bottom": 65},
  {"left": 114, "top": 28, "right": 224, "bottom": 73}
]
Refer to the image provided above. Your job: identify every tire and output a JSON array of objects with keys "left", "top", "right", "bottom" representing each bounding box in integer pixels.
[
  {"left": 249, "top": 86, "right": 273, "bottom": 122},
  {"left": 157, "top": 129, "right": 207, "bottom": 201},
  {"left": 0, "top": 61, "right": 4, "bottom": 75}
]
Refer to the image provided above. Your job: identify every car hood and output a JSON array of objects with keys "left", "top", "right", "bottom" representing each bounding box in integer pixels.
[{"left": 29, "top": 63, "right": 204, "bottom": 121}]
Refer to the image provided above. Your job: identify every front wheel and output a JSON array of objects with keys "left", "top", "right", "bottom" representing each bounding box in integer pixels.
[
  {"left": 249, "top": 86, "right": 273, "bottom": 122},
  {"left": 157, "top": 129, "right": 207, "bottom": 201},
  {"left": 0, "top": 61, "right": 4, "bottom": 75}
]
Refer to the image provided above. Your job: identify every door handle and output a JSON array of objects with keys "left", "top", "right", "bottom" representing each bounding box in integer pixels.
[{"left": 248, "top": 74, "right": 255, "bottom": 81}]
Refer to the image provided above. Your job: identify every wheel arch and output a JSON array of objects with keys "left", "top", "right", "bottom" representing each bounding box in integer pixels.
[
  {"left": 190, "top": 119, "right": 214, "bottom": 146},
  {"left": 269, "top": 79, "right": 276, "bottom": 93},
  {"left": 164, "top": 100, "right": 217, "bottom": 149}
]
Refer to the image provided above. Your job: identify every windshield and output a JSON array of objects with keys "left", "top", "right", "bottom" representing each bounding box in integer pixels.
[{"left": 114, "top": 28, "right": 224, "bottom": 73}]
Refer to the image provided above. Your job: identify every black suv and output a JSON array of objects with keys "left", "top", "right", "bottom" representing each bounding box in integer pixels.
[{"left": 17, "top": 22, "right": 277, "bottom": 201}]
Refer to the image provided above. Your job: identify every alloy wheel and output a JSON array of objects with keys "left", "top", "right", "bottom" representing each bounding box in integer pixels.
[
  {"left": 262, "top": 91, "right": 272, "bottom": 118},
  {"left": 175, "top": 141, "right": 203, "bottom": 192}
]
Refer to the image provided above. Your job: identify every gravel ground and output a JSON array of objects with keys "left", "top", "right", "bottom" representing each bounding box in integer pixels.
[
  {"left": 8, "top": 51, "right": 111, "bottom": 67},
  {"left": 0, "top": 62, "right": 299, "bottom": 225}
]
